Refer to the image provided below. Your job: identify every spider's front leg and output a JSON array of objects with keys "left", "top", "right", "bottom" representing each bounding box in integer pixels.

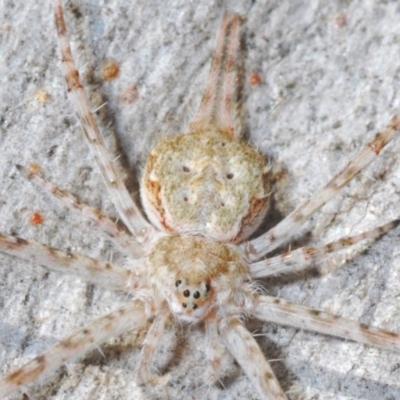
[
  {"left": 136, "top": 307, "right": 171, "bottom": 385},
  {"left": 252, "top": 295, "right": 400, "bottom": 351},
  {"left": 0, "top": 298, "right": 153, "bottom": 398},
  {"left": 203, "top": 319, "right": 228, "bottom": 386},
  {"left": 219, "top": 319, "right": 288, "bottom": 400}
]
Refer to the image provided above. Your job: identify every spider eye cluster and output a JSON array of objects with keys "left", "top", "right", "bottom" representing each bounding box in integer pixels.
[{"left": 175, "top": 277, "right": 211, "bottom": 312}]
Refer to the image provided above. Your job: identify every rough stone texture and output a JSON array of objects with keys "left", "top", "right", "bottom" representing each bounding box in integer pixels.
[{"left": 1, "top": 0, "right": 400, "bottom": 399}]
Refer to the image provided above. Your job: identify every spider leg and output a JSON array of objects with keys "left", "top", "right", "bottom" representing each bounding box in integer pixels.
[
  {"left": 188, "top": 14, "right": 241, "bottom": 137},
  {"left": 204, "top": 320, "right": 226, "bottom": 385},
  {"left": 17, "top": 164, "right": 144, "bottom": 258},
  {"left": 188, "top": 13, "right": 229, "bottom": 131},
  {"left": 0, "top": 298, "right": 152, "bottom": 398},
  {"left": 0, "top": 233, "right": 140, "bottom": 292},
  {"left": 215, "top": 14, "right": 240, "bottom": 138},
  {"left": 136, "top": 307, "right": 170, "bottom": 384},
  {"left": 244, "top": 117, "right": 400, "bottom": 261},
  {"left": 249, "top": 219, "right": 399, "bottom": 278},
  {"left": 219, "top": 319, "right": 288, "bottom": 400},
  {"left": 53, "top": 0, "right": 153, "bottom": 243},
  {"left": 252, "top": 295, "right": 400, "bottom": 351}
]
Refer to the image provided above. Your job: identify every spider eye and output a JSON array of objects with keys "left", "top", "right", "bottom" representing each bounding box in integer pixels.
[
  {"left": 205, "top": 283, "right": 211, "bottom": 292},
  {"left": 193, "top": 304, "right": 198, "bottom": 310},
  {"left": 182, "top": 303, "right": 187, "bottom": 308},
  {"left": 193, "top": 291, "right": 200, "bottom": 299},
  {"left": 175, "top": 280, "right": 182, "bottom": 287},
  {"left": 183, "top": 289, "right": 190, "bottom": 297}
]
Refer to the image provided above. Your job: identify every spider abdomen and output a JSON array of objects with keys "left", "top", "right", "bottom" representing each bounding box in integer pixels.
[{"left": 141, "top": 129, "right": 271, "bottom": 242}]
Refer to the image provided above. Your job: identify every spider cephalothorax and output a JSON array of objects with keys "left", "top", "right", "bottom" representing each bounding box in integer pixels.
[
  {"left": 147, "top": 235, "right": 251, "bottom": 323},
  {"left": 1, "top": 2, "right": 400, "bottom": 400}
]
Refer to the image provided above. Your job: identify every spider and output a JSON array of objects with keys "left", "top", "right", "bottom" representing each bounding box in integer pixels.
[{"left": 1, "top": 0, "right": 400, "bottom": 399}]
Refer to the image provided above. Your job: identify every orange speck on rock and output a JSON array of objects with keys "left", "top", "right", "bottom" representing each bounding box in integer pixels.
[
  {"left": 29, "top": 212, "right": 44, "bottom": 225},
  {"left": 33, "top": 88, "right": 50, "bottom": 104},
  {"left": 28, "top": 163, "right": 41, "bottom": 174},
  {"left": 99, "top": 59, "right": 120, "bottom": 81},
  {"left": 249, "top": 73, "right": 262, "bottom": 86}
]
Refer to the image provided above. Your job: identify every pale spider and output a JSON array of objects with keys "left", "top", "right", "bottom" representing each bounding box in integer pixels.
[{"left": 1, "top": 1, "right": 400, "bottom": 399}]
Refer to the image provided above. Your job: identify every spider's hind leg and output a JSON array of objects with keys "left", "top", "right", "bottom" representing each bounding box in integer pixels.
[
  {"left": 17, "top": 164, "right": 144, "bottom": 259},
  {"left": 245, "top": 116, "right": 400, "bottom": 261},
  {"left": 53, "top": 0, "right": 154, "bottom": 243},
  {"left": 188, "top": 14, "right": 241, "bottom": 138},
  {"left": 249, "top": 219, "right": 400, "bottom": 278},
  {"left": 0, "top": 232, "right": 139, "bottom": 291}
]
